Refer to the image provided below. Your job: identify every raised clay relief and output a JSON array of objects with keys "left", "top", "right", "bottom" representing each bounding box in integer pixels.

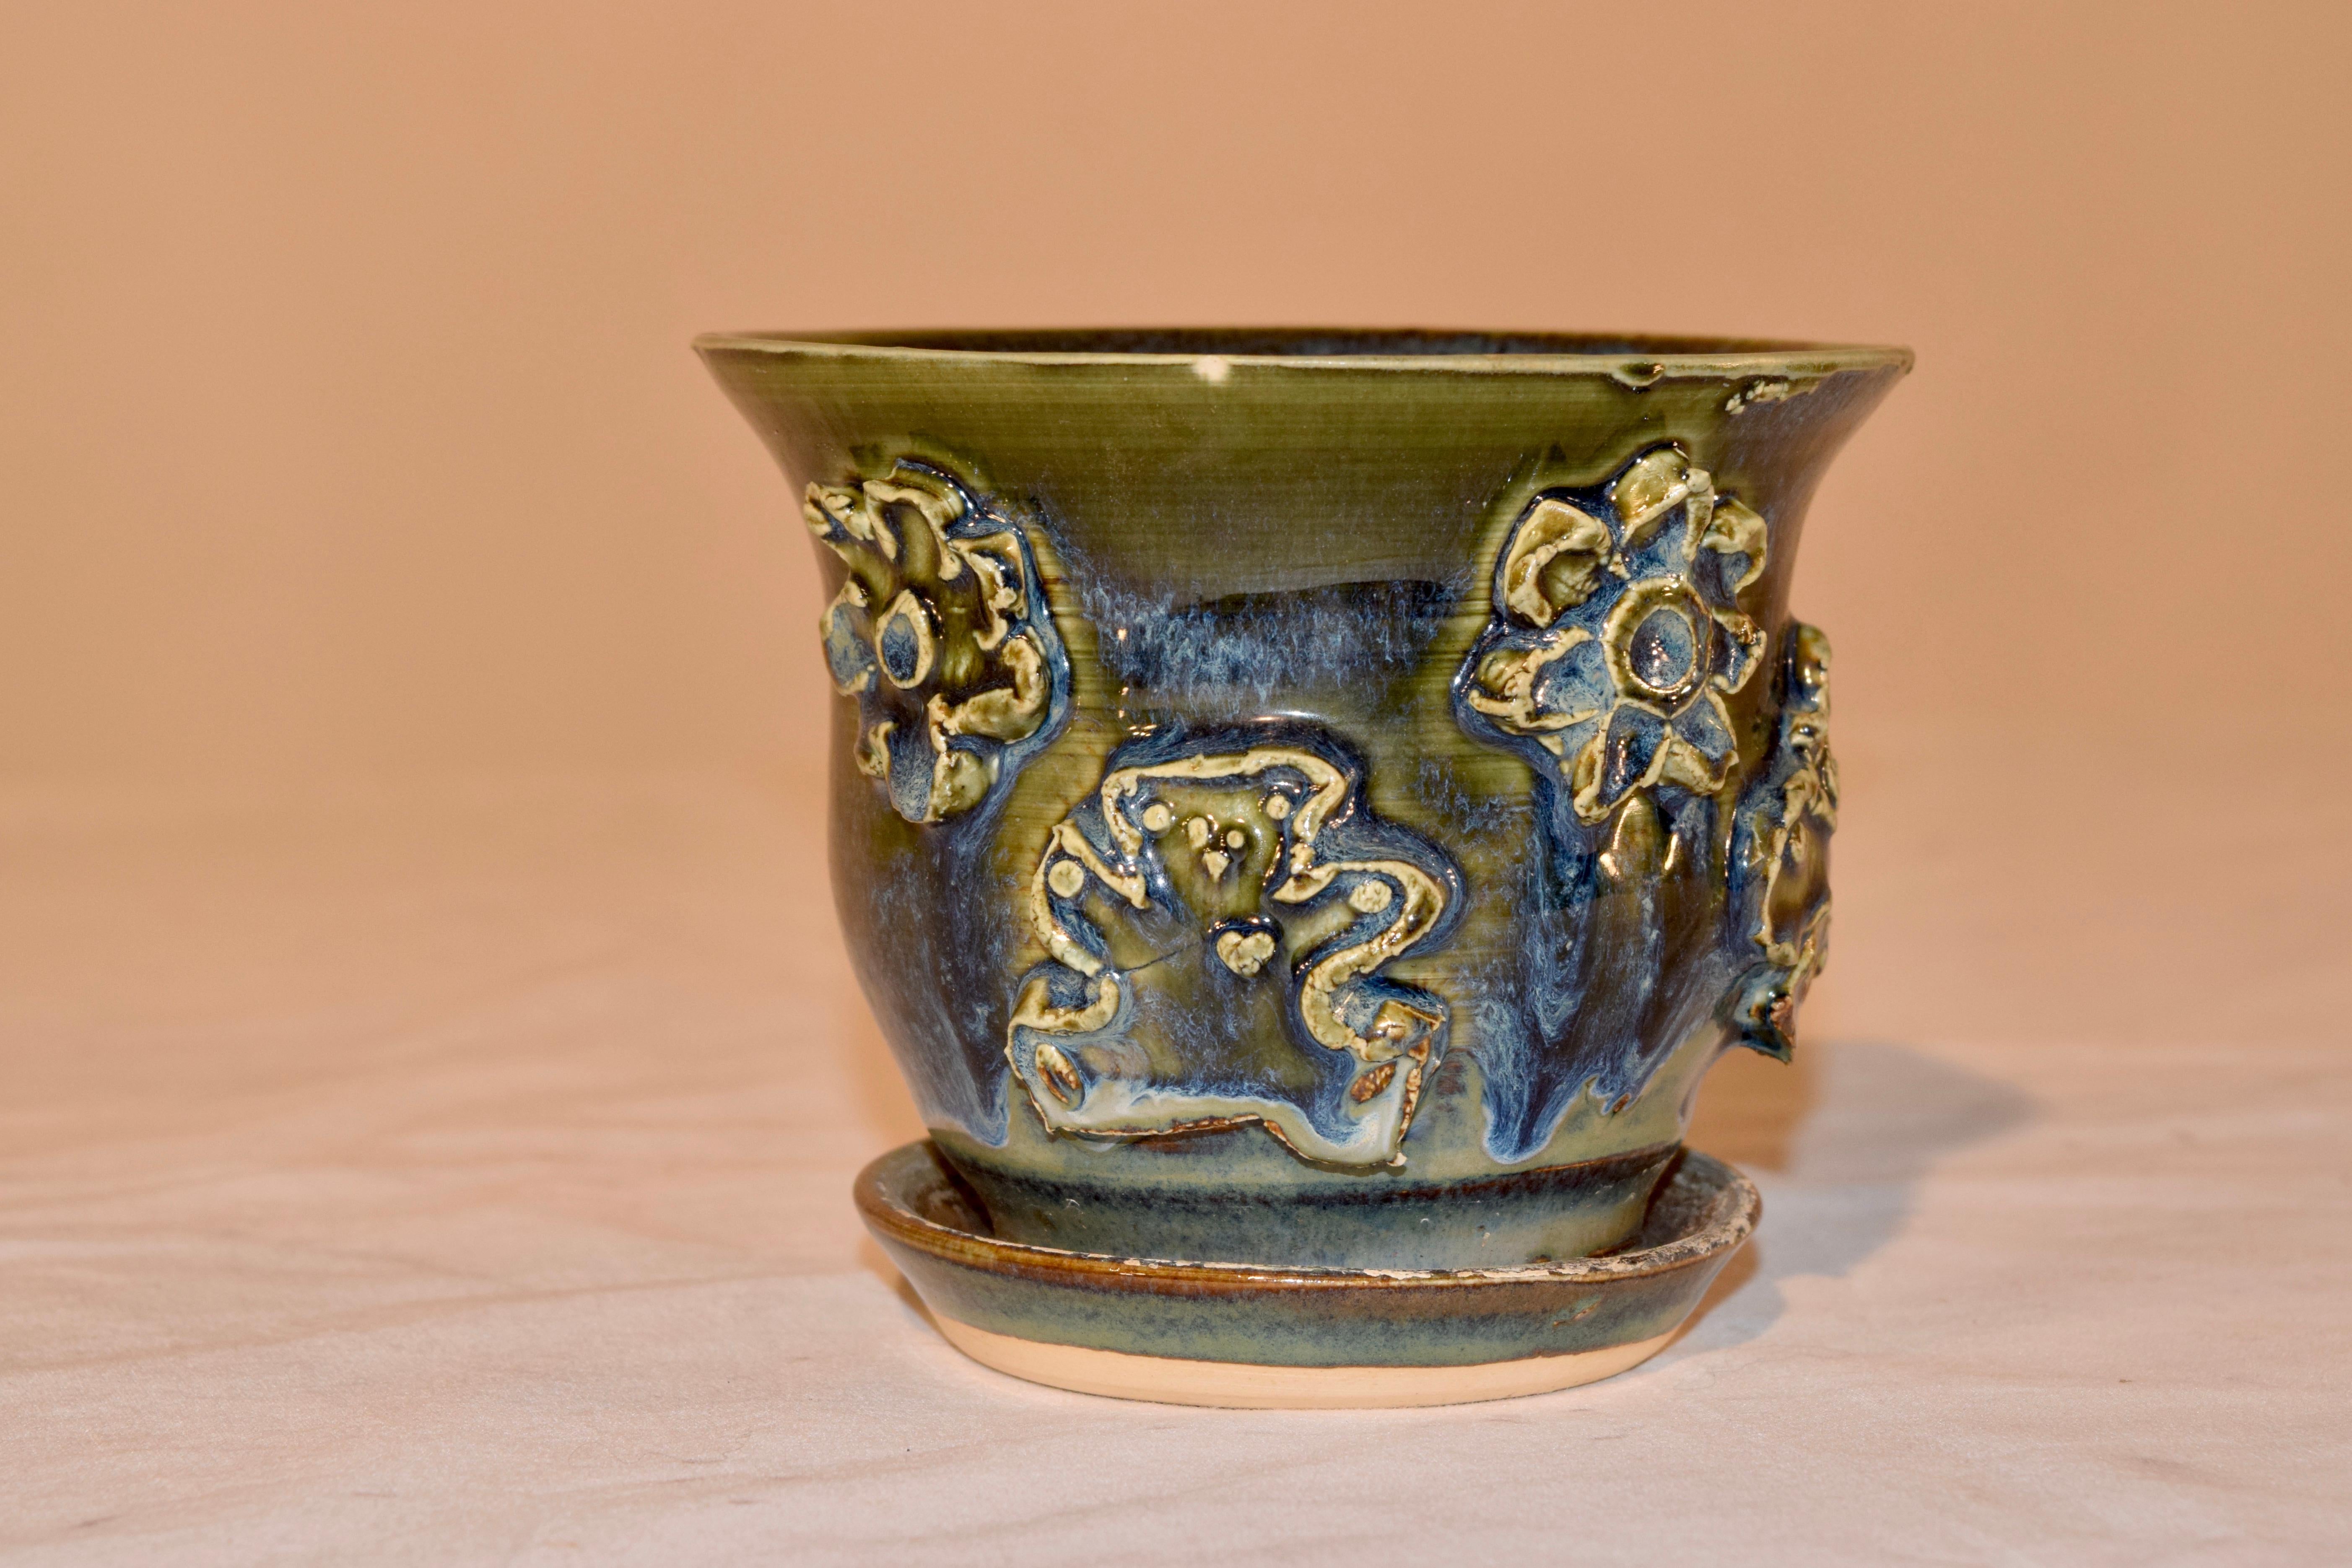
[
  {"left": 1457, "top": 444, "right": 1766, "bottom": 823},
  {"left": 806, "top": 459, "right": 1070, "bottom": 824},
  {"left": 1006, "top": 727, "right": 1461, "bottom": 1168},
  {"left": 808, "top": 444, "right": 1840, "bottom": 1164},
  {"left": 1726, "top": 622, "right": 1838, "bottom": 1060},
  {"left": 1450, "top": 443, "right": 1839, "bottom": 1141}
]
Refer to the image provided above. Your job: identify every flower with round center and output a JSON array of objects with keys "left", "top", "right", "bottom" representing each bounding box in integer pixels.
[
  {"left": 806, "top": 460, "right": 1069, "bottom": 824},
  {"left": 1459, "top": 445, "right": 1768, "bottom": 824}
]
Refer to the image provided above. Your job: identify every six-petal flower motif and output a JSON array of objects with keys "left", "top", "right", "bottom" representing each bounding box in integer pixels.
[{"left": 1457, "top": 445, "right": 1768, "bottom": 823}]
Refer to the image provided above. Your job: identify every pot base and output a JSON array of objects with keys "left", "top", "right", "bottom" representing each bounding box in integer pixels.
[
  {"left": 855, "top": 1140, "right": 1758, "bottom": 1409},
  {"left": 932, "top": 1315, "right": 1680, "bottom": 1409}
]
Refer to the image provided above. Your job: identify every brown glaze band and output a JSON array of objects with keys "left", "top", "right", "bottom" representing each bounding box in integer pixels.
[{"left": 855, "top": 1141, "right": 1758, "bottom": 1298}]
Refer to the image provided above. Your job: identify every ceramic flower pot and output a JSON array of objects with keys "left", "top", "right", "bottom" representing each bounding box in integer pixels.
[{"left": 700, "top": 329, "right": 1905, "bottom": 1403}]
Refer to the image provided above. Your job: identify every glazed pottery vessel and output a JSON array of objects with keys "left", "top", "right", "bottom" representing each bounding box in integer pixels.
[{"left": 700, "top": 329, "right": 1906, "bottom": 1402}]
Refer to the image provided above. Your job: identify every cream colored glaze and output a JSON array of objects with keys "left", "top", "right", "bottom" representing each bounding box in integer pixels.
[{"left": 932, "top": 1316, "right": 1678, "bottom": 1409}]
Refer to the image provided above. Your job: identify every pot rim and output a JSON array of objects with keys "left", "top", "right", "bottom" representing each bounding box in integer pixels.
[{"left": 693, "top": 326, "right": 1913, "bottom": 379}]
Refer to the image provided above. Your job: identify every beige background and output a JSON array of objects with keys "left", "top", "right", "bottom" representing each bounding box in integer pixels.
[
  {"left": 5, "top": 1, "right": 2347, "bottom": 1044},
  {"left": 3, "top": 2, "right": 2347, "bottom": 1560}
]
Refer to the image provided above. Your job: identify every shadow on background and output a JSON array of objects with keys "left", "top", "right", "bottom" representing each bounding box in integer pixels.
[
  {"left": 1672, "top": 1039, "right": 2035, "bottom": 1352},
  {"left": 1685, "top": 1037, "right": 1826, "bottom": 1175}
]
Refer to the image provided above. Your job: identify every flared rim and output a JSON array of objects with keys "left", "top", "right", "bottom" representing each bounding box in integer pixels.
[{"left": 694, "top": 326, "right": 1912, "bottom": 378}]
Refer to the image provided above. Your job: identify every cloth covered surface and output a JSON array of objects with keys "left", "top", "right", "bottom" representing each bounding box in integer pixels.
[{"left": 2, "top": 762, "right": 2344, "bottom": 1565}]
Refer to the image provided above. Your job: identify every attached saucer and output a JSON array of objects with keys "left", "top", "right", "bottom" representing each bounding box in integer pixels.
[{"left": 855, "top": 1140, "right": 1758, "bottom": 1409}]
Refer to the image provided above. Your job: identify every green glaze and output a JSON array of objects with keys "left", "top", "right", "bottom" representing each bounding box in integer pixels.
[
  {"left": 700, "top": 329, "right": 1906, "bottom": 1271},
  {"left": 857, "top": 1139, "right": 1758, "bottom": 1369}
]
